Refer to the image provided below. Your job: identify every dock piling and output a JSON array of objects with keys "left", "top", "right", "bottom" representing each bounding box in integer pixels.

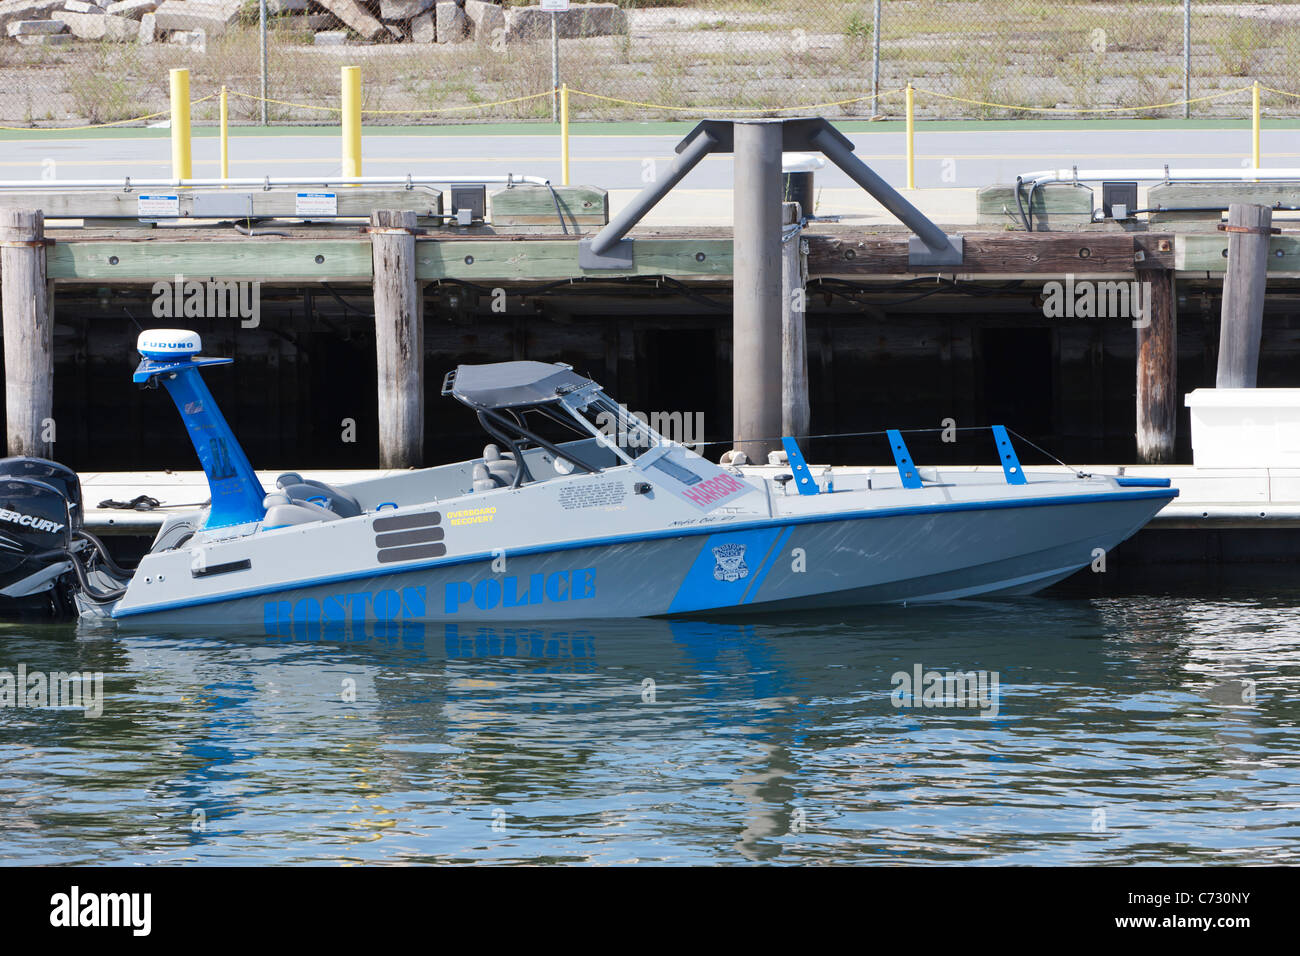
[
  {"left": 1216, "top": 203, "right": 1273, "bottom": 388},
  {"left": 370, "top": 210, "right": 424, "bottom": 468},
  {"left": 0, "top": 209, "right": 53, "bottom": 458},
  {"left": 732, "top": 121, "right": 784, "bottom": 464},
  {"left": 781, "top": 201, "right": 810, "bottom": 447},
  {"left": 1137, "top": 268, "right": 1177, "bottom": 464}
]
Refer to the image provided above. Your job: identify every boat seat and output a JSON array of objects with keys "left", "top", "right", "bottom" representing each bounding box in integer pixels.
[
  {"left": 262, "top": 492, "right": 339, "bottom": 530},
  {"left": 482, "top": 444, "right": 518, "bottom": 485},
  {"left": 275, "top": 472, "right": 363, "bottom": 518},
  {"left": 472, "top": 462, "right": 508, "bottom": 494}
]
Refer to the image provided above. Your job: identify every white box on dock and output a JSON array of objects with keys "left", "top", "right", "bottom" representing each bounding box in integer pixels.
[{"left": 1185, "top": 388, "right": 1300, "bottom": 467}]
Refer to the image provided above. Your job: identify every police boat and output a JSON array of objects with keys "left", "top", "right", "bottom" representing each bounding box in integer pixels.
[{"left": 0, "top": 329, "right": 1177, "bottom": 627}]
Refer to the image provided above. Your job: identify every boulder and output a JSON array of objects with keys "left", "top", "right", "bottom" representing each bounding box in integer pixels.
[
  {"left": 463, "top": 0, "right": 501, "bottom": 42},
  {"left": 167, "top": 25, "right": 205, "bottom": 51},
  {"left": 63, "top": 0, "right": 100, "bottom": 13},
  {"left": 504, "top": 3, "right": 626, "bottom": 43},
  {"left": 16, "top": 31, "right": 73, "bottom": 43},
  {"left": 62, "top": 10, "right": 138, "bottom": 38},
  {"left": 105, "top": 0, "right": 155, "bottom": 19},
  {"left": 379, "top": 0, "right": 430, "bottom": 21},
  {"left": 152, "top": 0, "right": 242, "bottom": 37},
  {"left": 314, "top": 0, "right": 385, "bottom": 41},
  {"left": 313, "top": 29, "right": 347, "bottom": 45},
  {"left": 5, "top": 17, "right": 65, "bottom": 34},
  {"left": 265, "top": 0, "right": 306, "bottom": 11},
  {"left": 0, "top": 0, "right": 65, "bottom": 30},
  {"left": 136, "top": 9, "right": 155, "bottom": 41},
  {"left": 409, "top": 9, "right": 432, "bottom": 42},
  {"left": 435, "top": 0, "right": 465, "bottom": 43},
  {"left": 270, "top": 12, "right": 331, "bottom": 28}
]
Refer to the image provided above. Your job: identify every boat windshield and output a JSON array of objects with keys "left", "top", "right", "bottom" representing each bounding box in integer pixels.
[{"left": 557, "top": 386, "right": 677, "bottom": 464}]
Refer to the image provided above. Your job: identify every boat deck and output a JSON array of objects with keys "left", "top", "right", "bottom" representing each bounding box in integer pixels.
[{"left": 77, "top": 465, "right": 1300, "bottom": 535}]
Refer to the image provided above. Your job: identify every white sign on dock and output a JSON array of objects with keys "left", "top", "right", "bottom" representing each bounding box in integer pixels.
[
  {"left": 136, "top": 195, "right": 179, "bottom": 218},
  {"left": 295, "top": 192, "right": 338, "bottom": 217},
  {"left": 541, "top": 0, "right": 570, "bottom": 10}
]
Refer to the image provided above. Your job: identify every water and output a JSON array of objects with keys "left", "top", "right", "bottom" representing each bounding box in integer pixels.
[{"left": 3, "top": 578, "right": 1300, "bottom": 865}]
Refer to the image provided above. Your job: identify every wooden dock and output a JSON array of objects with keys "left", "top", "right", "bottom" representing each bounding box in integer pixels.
[{"left": 1, "top": 173, "right": 1299, "bottom": 496}]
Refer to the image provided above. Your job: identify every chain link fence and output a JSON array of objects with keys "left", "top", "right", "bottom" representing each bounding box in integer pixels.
[{"left": 1, "top": 1, "right": 1299, "bottom": 128}]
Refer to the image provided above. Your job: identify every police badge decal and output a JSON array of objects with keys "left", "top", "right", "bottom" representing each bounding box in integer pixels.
[{"left": 712, "top": 543, "right": 749, "bottom": 582}]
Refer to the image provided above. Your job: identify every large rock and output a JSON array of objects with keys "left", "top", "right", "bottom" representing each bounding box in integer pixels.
[
  {"left": 16, "top": 31, "right": 72, "bottom": 43},
  {"left": 379, "top": 0, "right": 429, "bottom": 21},
  {"left": 409, "top": 9, "right": 432, "bottom": 42},
  {"left": 168, "top": 25, "right": 205, "bottom": 51},
  {"left": 463, "top": 0, "right": 502, "bottom": 42},
  {"left": 63, "top": 0, "right": 100, "bottom": 13},
  {"left": 265, "top": 0, "right": 306, "bottom": 11},
  {"left": 0, "top": 0, "right": 65, "bottom": 29},
  {"left": 435, "top": 0, "right": 465, "bottom": 43},
  {"left": 136, "top": 9, "right": 155, "bottom": 41},
  {"left": 62, "top": 10, "right": 138, "bottom": 38},
  {"left": 271, "top": 12, "right": 331, "bottom": 28},
  {"left": 314, "top": 0, "right": 384, "bottom": 41},
  {"left": 6, "top": 17, "right": 65, "bottom": 34},
  {"left": 105, "top": 0, "right": 155, "bottom": 19},
  {"left": 505, "top": 3, "right": 626, "bottom": 42},
  {"left": 152, "top": 0, "right": 241, "bottom": 37}
]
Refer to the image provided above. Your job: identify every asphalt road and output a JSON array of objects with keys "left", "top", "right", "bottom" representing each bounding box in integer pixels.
[{"left": 2, "top": 125, "right": 1296, "bottom": 191}]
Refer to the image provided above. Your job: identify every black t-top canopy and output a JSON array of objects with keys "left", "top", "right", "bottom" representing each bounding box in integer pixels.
[{"left": 443, "top": 361, "right": 595, "bottom": 410}]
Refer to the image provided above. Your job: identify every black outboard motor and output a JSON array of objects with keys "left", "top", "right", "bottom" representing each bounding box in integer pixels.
[{"left": 0, "top": 458, "right": 79, "bottom": 614}]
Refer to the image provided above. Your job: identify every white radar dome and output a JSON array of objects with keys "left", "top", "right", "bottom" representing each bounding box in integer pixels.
[{"left": 137, "top": 329, "right": 201, "bottom": 360}]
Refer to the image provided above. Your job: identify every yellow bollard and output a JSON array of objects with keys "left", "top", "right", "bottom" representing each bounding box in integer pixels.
[
  {"left": 560, "top": 83, "right": 570, "bottom": 187},
  {"left": 169, "top": 68, "right": 192, "bottom": 182},
  {"left": 1252, "top": 80, "right": 1261, "bottom": 173},
  {"left": 905, "top": 81, "right": 915, "bottom": 190},
  {"left": 342, "top": 66, "right": 362, "bottom": 180},
  {"left": 219, "top": 85, "right": 229, "bottom": 184}
]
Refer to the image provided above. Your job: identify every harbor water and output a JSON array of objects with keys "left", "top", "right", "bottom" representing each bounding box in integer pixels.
[{"left": 2, "top": 573, "right": 1299, "bottom": 865}]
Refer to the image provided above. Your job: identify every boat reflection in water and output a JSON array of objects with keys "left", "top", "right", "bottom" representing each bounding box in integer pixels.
[{"left": 0, "top": 584, "right": 1293, "bottom": 865}]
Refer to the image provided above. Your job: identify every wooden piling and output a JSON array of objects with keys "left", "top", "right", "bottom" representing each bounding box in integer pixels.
[
  {"left": 0, "top": 209, "right": 53, "bottom": 459},
  {"left": 1136, "top": 268, "right": 1176, "bottom": 464},
  {"left": 780, "top": 201, "right": 810, "bottom": 445},
  {"left": 1216, "top": 202, "right": 1273, "bottom": 388},
  {"left": 369, "top": 210, "right": 423, "bottom": 468}
]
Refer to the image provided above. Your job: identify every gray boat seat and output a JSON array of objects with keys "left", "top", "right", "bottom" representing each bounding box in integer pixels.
[
  {"left": 275, "top": 472, "right": 363, "bottom": 518},
  {"left": 262, "top": 492, "right": 339, "bottom": 529},
  {"left": 472, "top": 462, "right": 507, "bottom": 494},
  {"left": 482, "top": 444, "right": 518, "bottom": 485}
]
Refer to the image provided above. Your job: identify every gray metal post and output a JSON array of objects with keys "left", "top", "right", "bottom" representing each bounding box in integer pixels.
[
  {"left": 872, "top": 0, "right": 881, "bottom": 116},
  {"left": 584, "top": 127, "right": 718, "bottom": 260},
  {"left": 1183, "top": 0, "right": 1191, "bottom": 120},
  {"left": 732, "top": 121, "right": 784, "bottom": 464},
  {"left": 259, "top": 0, "right": 269, "bottom": 127},
  {"left": 809, "top": 124, "right": 960, "bottom": 262}
]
